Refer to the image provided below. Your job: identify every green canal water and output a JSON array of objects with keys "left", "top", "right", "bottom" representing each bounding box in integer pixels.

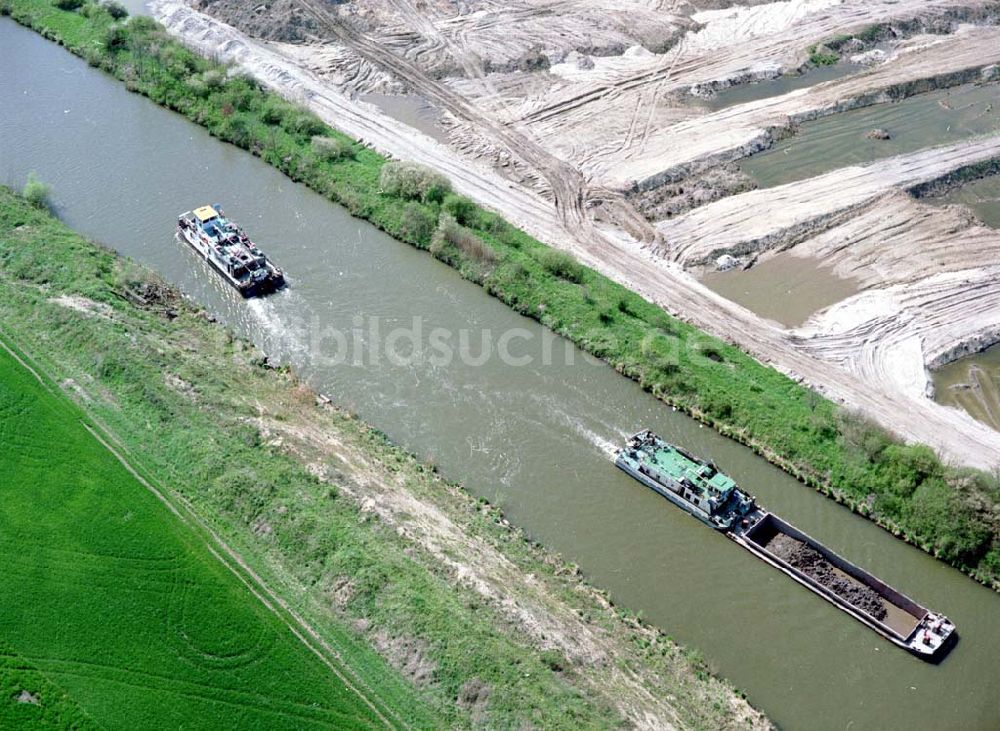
[
  {"left": 2, "top": 20, "right": 998, "bottom": 730},
  {"left": 932, "top": 174, "right": 1000, "bottom": 229},
  {"left": 741, "top": 82, "right": 1000, "bottom": 188},
  {"left": 933, "top": 344, "right": 1000, "bottom": 433}
]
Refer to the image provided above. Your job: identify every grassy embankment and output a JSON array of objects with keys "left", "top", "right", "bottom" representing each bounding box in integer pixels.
[
  {"left": 0, "top": 304, "right": 423, "bottom": 727},
  {"left": 0, "top": 185, "right": 767, "bottom": 727},
  {"left": 2, "top": 0, "right": 997, "bottom": 588}
]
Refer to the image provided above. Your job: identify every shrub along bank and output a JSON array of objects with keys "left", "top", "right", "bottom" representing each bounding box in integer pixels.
[{"left": 3, "top": 0, "right": 997, "bottom": 587}]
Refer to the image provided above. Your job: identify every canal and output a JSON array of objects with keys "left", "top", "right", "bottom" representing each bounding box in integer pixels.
[{"left": 2, "top": 20, "right": 998, "bottom": 730}]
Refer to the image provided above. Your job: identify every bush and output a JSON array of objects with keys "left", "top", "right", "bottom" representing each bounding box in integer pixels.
[
  {"left": 54, "top": 0, "right": 84, "bottom": 10},
  {"left": 261, "top": 96, "right": 294, "bottom": 126},
  {"left": 103, "top": 0, "right": 127, "bottom": 19},
  {"left": 186, "top": 74, "right": 209, "bottom": 98},
  {"left": 157, "top": 44, "right": 198, "bottom": 78},
  {"left": 104, "top": 24, "right": 129, "bottom": 50},
  {"left": 837, "top": 410, "right": 891, "bottom": 463},
  {"left": 23, "top": 172, "right": 51, "bottom": 210},
  {"left": 807, "top": 44, "right": 839, "bottom": 66},
  {"left": 217, "top": 115, "right": 252, "bottom": 148},
  {"left": 379, "top": 161, "right": 452, "bottom": 204},
  {"left": 399, "top": 202, "right": 437, "bottom": 247},
  {"left": 221, "top": 76, "right": 262, "bottom": 112},
  {"left": 430, "top": 214, "right": 496, "bottom": 266},
  {"left": 284, "top": 112, "right": 326, "bottom": 138},
  {"left": 879, "top": 444, "right": 940, "bottom": 497},
  {"left": 311, "top": 135, "right": 355, "bottom": 162},
  {"left": 125, "top": 15, "right": 158, "bottom": 32},
  {"left": 442, "top": 194, "right": 477, "bottom": 226},
  {"left": 201, "top": 69, "right": 225, "bottom": 91},
  {"left": 537, "top": 249, "right": 585, "bottom": 283}
]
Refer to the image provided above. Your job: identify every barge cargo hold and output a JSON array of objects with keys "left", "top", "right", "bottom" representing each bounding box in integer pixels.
[
  {"left": 177, "top": 205, "right": 284, "bottom": 297},
  {"left": 616, "top": 430, "right": 956, "bottom": 659}
]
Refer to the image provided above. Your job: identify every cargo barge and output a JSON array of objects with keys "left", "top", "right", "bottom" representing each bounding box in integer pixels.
[
  {"left": 616, "top": 430, "right": 956, "bottom": 659},
  {"left": 177, "top": 205, "right": 284, "bottom": 297}
]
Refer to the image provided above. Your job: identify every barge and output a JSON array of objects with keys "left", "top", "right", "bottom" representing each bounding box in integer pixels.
[
  {"left": 177, "top": 205, "right": 284, "bottom": 297},
  {"left": 616, "top": 430, "right": 956, "bottom": 659}
]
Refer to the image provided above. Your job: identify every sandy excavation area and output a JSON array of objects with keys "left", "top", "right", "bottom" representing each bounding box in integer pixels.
[{"left": 152, "top": 0, "right": 1000, "bottom": 469}]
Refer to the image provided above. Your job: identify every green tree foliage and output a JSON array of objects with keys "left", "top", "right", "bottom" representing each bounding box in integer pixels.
[
  {"left": 379, "top": 161, "right": 452, "bottom": 203},
  {"left": 442, "top": 193, "right": 477, "bottom": 226},
  {"left": 22, "top": 172, "right": 50, "bottom": 209},
  {"left": 102, "top": 0, "right": 126, "bottom": 18}
]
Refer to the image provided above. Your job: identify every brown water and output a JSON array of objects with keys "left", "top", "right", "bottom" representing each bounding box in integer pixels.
[
  {"left": 933, "top": 344, "right": 1000, "bottom": 432},
  {"left": 701, "top": 253, "right": 860, "bottom": 327},
  {"left": 741, "top": 82, "right": 1000, "bottom": 188},
  {"left": 2, "top": 21, "right": 999, "bottom": 730},
  {"left": 932, "top": 175, "right": 1000, "bottom": 229},
  {"left": 358, "top": 92, "right": 449, "bottom": 144}
]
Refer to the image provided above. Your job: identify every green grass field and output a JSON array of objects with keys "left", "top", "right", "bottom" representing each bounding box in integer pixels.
[{"left": 0, "top": 339, "right": 393, "bottom": 729}]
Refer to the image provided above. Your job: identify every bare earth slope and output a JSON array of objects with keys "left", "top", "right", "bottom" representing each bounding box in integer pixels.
[{"left": 152, "top": 0, "right": 1000, "bottom": 470}]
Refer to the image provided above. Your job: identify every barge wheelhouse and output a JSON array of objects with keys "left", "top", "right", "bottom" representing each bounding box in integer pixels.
[{"left": 614, "top": 429, "right": 756, "bottom": 530}]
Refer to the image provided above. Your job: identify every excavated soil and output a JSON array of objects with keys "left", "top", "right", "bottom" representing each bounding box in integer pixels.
[
  {"left": 766, "top": 533, "right": 887, "bottom": 621},
  {"left": 152, "top": 0, "right": 1000, "bottom": 469}
]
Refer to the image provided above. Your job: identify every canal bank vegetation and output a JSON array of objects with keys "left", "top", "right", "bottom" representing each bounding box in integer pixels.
[
  {"left": 0, "top": 185, "right": 769, "bottom": 727},
  {"left": 21, "top": 171, "right": 50, "bottom": 209},
  {"left": 3, "top": 0, "right": 998, "bottom": 590}
]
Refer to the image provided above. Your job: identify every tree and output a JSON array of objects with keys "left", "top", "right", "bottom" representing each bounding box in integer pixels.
[{"left": 23, "top": 172, "right": 51, "bottom": 210}]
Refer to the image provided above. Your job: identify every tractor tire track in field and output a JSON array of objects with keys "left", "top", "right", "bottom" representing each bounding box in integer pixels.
[
  {"left": 0, "top": 328, "right": 405, "bottom": 731},
  {"left": 25, "top": 656, "right": 348, "bottom": 727}
]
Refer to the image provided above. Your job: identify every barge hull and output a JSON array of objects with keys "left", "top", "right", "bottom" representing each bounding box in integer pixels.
[
  {"left": 732, "top": 513, "right": 953, "bottom": 657},
  {"left": 177, "top": 227, "right": 282, "bottom": 298},
  {"left": 614, "top": 430, "right": 955, "bottom": 659}
]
